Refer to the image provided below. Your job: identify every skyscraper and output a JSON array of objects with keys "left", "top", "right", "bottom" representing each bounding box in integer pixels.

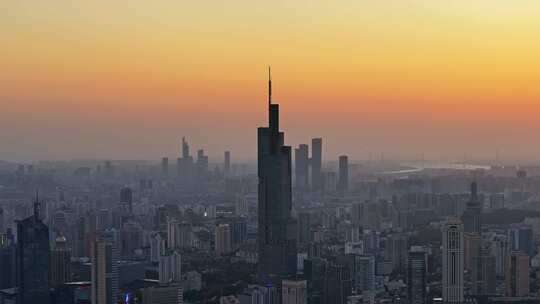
[
  {"left": 16, "top": 193, "right": 51, "bottom": 304},
  {"left": 407, "top": 247, "right": 427, "bottom": 304},
  {"left": 311, "top": 138, "right": 322, "bottom": 192},
  {"left": 50, "top": 235, "right": 71, "bottom": 287},
  {"left": 215, "top": 224, "right": 232, "bottom": 256},
  {"left": 505, "top": 251, "right": 529, "bottom": 297},
  {"left": 471, "top": 246, "right": 496, "bottom": 295},
  {"left": 294, "top": 144, "right": 309, "bottom": 191},
  {"left": 159, "top": 250, "right": 182, "bottom": 284},
  {"left": 91, "top": 237, "right": 119, "bottom": 304},
  {"left": 337, "top": 155, "right": 349, "bottom": 191},
  {"left": 442, "top": 217, "right": 464, "bottom": 304},
  {"left": 161, "top": 157, "right": 169, "bottom": 177},
  {"left": 224, "top": 151, "right": 231, "bottom": 177},
  {"left": 257, "top": 68, "right": 297, "bottom": 284},
  {"left": 462, "top": 182, "right": 481, "bottom": 234},
  {"left": 120, "top": 187, "right": 133, "bottom": 214}
]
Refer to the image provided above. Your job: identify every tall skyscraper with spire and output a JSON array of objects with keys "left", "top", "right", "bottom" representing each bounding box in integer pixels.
[
  {"left": 16, "top": 192, "right": 51, "bottom": 304},
  {"left": 257, "top": 68, "right": 297, "bottom": 285}
]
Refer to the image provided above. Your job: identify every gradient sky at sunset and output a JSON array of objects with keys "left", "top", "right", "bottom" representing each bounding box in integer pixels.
[{"left": 2, "top": 1, "right": 540, "bottom": 163}]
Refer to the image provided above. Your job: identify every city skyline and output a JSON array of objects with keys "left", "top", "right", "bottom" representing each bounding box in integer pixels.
[{"left": 3, "top": 1, "right": 540, "bottom": 162}]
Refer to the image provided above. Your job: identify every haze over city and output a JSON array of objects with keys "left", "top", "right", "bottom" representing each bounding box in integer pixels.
[{"left": 3, "top": 1, "right": 540, "bottom": 162}]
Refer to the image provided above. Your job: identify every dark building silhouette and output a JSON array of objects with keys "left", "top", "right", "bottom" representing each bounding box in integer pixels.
[
  {"left": 408, "top": 249, "right": 427, "bottom": 304},
  {"left": 323, "top": 263, "right": 352, "bottom": 304},
  {"left": 161, "top": 157, "right": 169, "bottom": 177},
  {"left": 462, "top": 182, "right": 481, "bottom": 234},
  {"left": 0, "top": 238, "right": 16, "bottom": 289},
  {"left": 224, "top": 151, "right": 231, "bottom": 176},
  {"left": 311, "top": 138, "right": 322, "bottom": 192},
  {"left": 337, "top": 155, "right": 349, "bottom": 191},
  {"left": 16, "top": 193, "right": 51, "bottom": 304},
  {"left": 120, "top": 187, "right": 133, "bottom": 214},
  {"left": 294, "top": 144, "right": 309, "bottom": 191},
  {"left": 471, "top": 246, "right": 496, "bottom": 295},
  {"left": 50, "top": 235, "right": 71, "bottom": 287},
  {"left": 257, "top": 68, "right": 297, "bottom": 285}
]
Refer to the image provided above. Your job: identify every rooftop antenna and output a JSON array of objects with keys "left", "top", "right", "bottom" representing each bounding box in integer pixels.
[
  {"left": 34, "top": 190, "right": 40, "bottom": 220},
  {"left": 268, "top": 66, "right": 272, "bottom": 106}
]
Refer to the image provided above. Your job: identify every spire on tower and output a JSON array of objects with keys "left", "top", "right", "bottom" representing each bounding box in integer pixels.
[
  {"left": 268, "top": 66, "right": 272, "bottom": 106},
  {"left": 34, "top": 190, "right": 40, "bottom": 220}
]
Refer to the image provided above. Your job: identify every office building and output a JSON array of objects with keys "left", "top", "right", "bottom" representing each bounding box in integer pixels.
[
  {"left": 51, "top": 235, "right": 71, "bottom": 287},
  {"left": 311, "top": 138, "right": 322, "bottom": 192},
  {"left": 282, "top": 280, "right": 307, "bottom": 304},
  {"left": 142, "top": 284, "right": 183, "bottom": 304},
  {"left": 462, "top": 182, "right": 481, "bottom": 234},
  {"left": 224, "top": 151, "right": 231, "bottom": 176},
  {"left": 161, "top": 157, "right": 169, "bottom": 177},
  {"left": 257, "top": 68, "right": 297, "bottom": 284},
  {"left": 91, "top": 237, "right": 119, "bottom": 304},
  {"left": 442, "top": 217, "right": 464, "bottom": 304},
  {"left": 294, "top": 144, "right": 309, "bottom": 191},
  {"left": 215, "top": 224, "right": 232, "bottom": 256},
  {"left": 407, "top": 248, "right": 427, "bottom": 304},
  {"left": 16, "top": 193, "right": 51, "bottom": 304},
  {"left": 337, "top": 155, "right": 348, "bottom": 191},
  {"left": 159, "top": 251, "right": 182, "bottom": 284},
  {"left": 505, "top": 251, "right": 529, "bottom": 297},
  {"left": 471, "top": 246, "right": 496, "bottom": 295}
]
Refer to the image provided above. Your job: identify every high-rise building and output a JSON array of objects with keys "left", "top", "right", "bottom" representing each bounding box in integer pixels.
[
  {"left": 311, "top": 138, "right": 322, "bottom": 192},
  {"left": 91, "top": 237, "right": 119, "bottom": 304},
  {"left": 407, "top": 247, "right": 427, "bottom": 304},
  {"left": 323, "top": 264, "right": 352, "bottom": 304},
  {"left": 386, "top": 233, "right": 408, "bottom": 273},
  {"left": 120, "top": 187, "right": 133, "bottom": 214},
  {"left": 196, "top": 149, "right": 209, "bottom": 178},
  {"left": 150, "top": 232, "right": 166, "bottom": 263},
  {"left": 257, "top": 68, "right": 297, "bottom": 284},
  {"left": 224, "top": 151, "right": 231, "bottom": 177},
  {"left": 16, "top": 193, "right": 51, "bottom": 304},
  {"left": 159, "top": 251, "right": 182, "bottom": 284},
  {"left": 442, "top": 217, "right": 464, "bottom": 304},
  {"left": 462, "top": 182, "right": 481, "bottom": 234},
  {"left": 471, "top": 246, "right": 496, "bottom": 295},
  {"left": 282, "top": 280, "right": 307, "bottom": 304},
  {"left": 294, "top": 144, "right": 309, "bottom": 191},
  {"left": 215, "top": 224, "right": 232, "bottom": 256},
  {"left": 508, "top": 226, "right": 534, "bottom": 257},
  {"left": 51, "top": 235, "right": 71, "bottom": 287},
  {"left": 0, "top": 235, "right": 16, "bottom": 289},
  {"left": 353, "top": 255, "right": 375, "bottom": 295},
  {"left": 505, "top": 251, "right": 529, "bottom": 297},
  {"left": 463, "top": 233, "right": 481, "bottom": 273},
  {"left": 351, "top": 202, "right": 364, "bottom": 227},
  {"left": 142, "top": 284, "right": 184, "bottom": 304},
  {"left": 337, "top": 155, "right": 349, "bottom": 191},
  {"left": 161, "top": 157, "right": 169, "bottom": 177},
  {"left": 297, "top": 212, "right": 312, "bottom": 244}
]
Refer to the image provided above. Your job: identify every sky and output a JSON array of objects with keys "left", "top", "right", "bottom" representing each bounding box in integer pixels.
[{"left": 2, "top": 1, "right": 540, "bottom": 163}]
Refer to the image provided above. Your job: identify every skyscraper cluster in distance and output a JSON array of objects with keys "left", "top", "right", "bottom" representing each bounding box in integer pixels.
[{"left": 2, "top": 70, "right": 540, "bottom": 304}]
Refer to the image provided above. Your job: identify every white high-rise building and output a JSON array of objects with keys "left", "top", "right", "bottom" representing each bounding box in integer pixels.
[
  {"left": 150, "top": 232, "right": 166, "bottom": 263},
  {"left": 442, "top": 217, "right": 464, "bottom": 303},
  {"left": 159, "top": 251, "right": 182, "bottom": 284}
]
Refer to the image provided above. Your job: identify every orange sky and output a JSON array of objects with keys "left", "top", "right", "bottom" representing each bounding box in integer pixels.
[{"left": 2, "top": 1, "right": 540, "bottom": 163}]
